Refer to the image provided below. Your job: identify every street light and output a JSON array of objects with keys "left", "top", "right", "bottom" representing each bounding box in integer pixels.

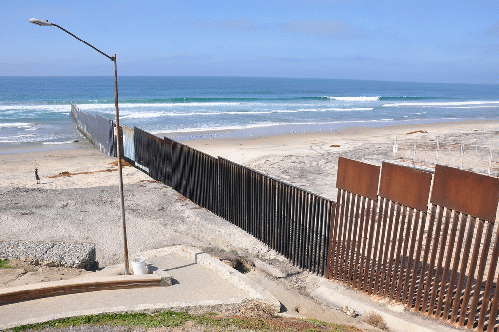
[{"left": 29, "top": 18, "right": 130, "bottom": 275}]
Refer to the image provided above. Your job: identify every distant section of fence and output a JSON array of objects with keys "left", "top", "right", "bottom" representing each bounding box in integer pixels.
[
  {"left": 71, "top": 104, "right": 116, "bottom": 157},
  {"left": 218, "top": 158, "right": 332, "bottom": 274},
  {"left": 327, "top": 157, "right": 499, "bottom": 332},
  {"left": 73, "top": 105, "right": 499, "bottom": 331},
  {"left": 392, "top": 136, "right": 499, "bottom": 177},
  {"left": 122, "top": 125, "right": 135, "bottom": 163},
  {"left": 129, "top": 126, "right": 332, "bottom": 274}
]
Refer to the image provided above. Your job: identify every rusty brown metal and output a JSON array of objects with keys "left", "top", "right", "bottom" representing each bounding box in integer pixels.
[
  {"left": 458, "top": 219, "right": 484, "bottom": 327},
  {"left": 328, "top": 158, "right": 499, "bottom": 329},
  {"left": 346, "top": 194, "right": 362, "bottom": 286},
  {"left": 414, "top": 205, "right": 438, "bottom": 311},
  {"left": 395, "top": 208, "right": 414, "bottom": 303},
  {"left": 434, "top": 211, "right": 460, "bottom": 319},
  {"left": 336, "top": 157, "right": 380, "bottom": 201},
  {"left": 450, "top": 216, "right": 476, "bottom": 323},
  {"left": 371, "top": 198, "right": 390, "bottom": 295},
  {"left": 421, "top": 206, "right": 445, "bottom": 314},
  {"left": 358, "top": 199, "right": 375, "bottom": 292},
  {"left": 378, "top": 162, "right": 432, "bottom": 211},
  {"left": 380, "top": 202, "right": 400, "bottom": 297},
  {"left": 486, "top": 275, "right": 499, "bottom": 332},
  {"left": 477, "top": 227, "right": 499, "bottom": 330},
  {"left": 363, "top": 199, "right": 379, "bottom": 293},
  {"left": 403, "top": 210, "right": 425, "bottom": 306},
  {"left": 339, "top": 192, "right": 354, "bottom": 283},
  {"left": 466, "top": 221, "right": 494, "bottom": 329},
  {"left": 326, "top": 191, "right": 341, "bottom": 280},
  {"left": 351, "top": 197, "right": 368, "bottom": 289},
  {"left": 442, "top": 213, "right": 467, "bottom": 320},
  {"left": 428, "top": 208, "right": 452, "bottom": 316},
  {"left": 389, "top": 205, "right": 408, "bottom": 301},
  {"left": 431, "top": 164, "right": 499, "bottom": 222}
]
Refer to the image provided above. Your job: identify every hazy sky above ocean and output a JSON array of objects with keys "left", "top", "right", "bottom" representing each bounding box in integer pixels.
[{"left": 1, "top": 0, "right": 498, "bottom": 83}]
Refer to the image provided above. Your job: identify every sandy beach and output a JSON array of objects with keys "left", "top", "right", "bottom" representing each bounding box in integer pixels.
[
  {"left": 1, "top": 120, "right": 498, "bottom": 268},
  {"left": 185, "top": 120, "right": 499, "bottom": 199},
  {"left": 0, "top": 119, "right": 498, "bottom": 330}
]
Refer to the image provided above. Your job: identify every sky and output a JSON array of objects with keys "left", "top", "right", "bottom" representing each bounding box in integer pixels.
[{"left": 1, "top": 0, "right": 498, "bottom": 83}]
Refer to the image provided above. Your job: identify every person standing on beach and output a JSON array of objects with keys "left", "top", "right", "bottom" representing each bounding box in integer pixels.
[{"left": 35, "top": 168, "right": 40, "bottom": 184}]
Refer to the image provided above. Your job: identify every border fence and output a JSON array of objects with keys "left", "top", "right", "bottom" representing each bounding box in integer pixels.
[
  {"left": 71, "top": 104, "right": 116, "bottom": 157},
  {"left": 327, "top": 157, "right": 499, "bottom": 331},
  {"left": 72, "top": 104, "right": 499, "bottom": 331}
]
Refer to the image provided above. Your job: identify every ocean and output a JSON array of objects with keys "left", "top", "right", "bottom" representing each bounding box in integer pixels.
[{"left": 1, "top": 76, "right": 498, "bottom": 145}]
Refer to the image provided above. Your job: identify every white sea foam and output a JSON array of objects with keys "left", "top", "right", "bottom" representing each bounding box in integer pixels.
[
  {"left": 151, "top": 118, "right": 398, "bottom": 135},
  {"left": 121, "top": 112, "right": 166, "bottom": 119},
  {"left": 226, "top": 111, "right": 273, "bottom": 115},
  {"left": 383, "top": 100, "right": 499, "bottom": 107},
  {"left": 0, "top": 105, "right": 70, "bottom": 112},
  {"left": 0, "top": 122, "right": 32, "bottom": 128},
  {"left": 169, "top": 112, "right": 222, "bottom": 116},
  {"left": 80, "top": 102, "right": 241, "bottom": 110},
  {"left": 10, "top": 134, "right": 35, "bottom": 138},
  {"left": 151, "top": 122, "right": 280, "bottom": 134},
  {"left": 329, "top": 96, "right": 380, "bottom": 101},
  {"left": 324, "top": 108, "right": 373, "bottom": 112},
  {"left": 440, "top": 106, "right": 499, "bottom": 109},
  {"left": 121, "top": 111, "right": 224, "bottom": 119},
  {"left": 121, "top": 107, "right": 375, "bottom": 119},
  {"left": 42, "top": 140, "right": 76, "bottom": 145}
]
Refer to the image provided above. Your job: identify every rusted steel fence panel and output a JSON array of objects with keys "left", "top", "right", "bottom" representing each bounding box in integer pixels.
[
  {"left": 427, "top": 165, "right": 499, "bottom": 331},
  {"left": 326, "top": 157, "right": 380, "bottom": 286},
  {"left": 432, "top": 164, "right": 499, "bottom": 222},
  {"left": 326, "top": 159, "right": 499, "bottom": 331},
  {"left": 336, "top": 157, "right": 380, "bottom": 201},
  {"left": 376, "top": 162, "right": 432, "bottom": 303}
]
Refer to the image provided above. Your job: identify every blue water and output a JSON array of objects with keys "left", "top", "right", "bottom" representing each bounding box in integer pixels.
[{"left": 1, "top": 76, "right": 498, "bottom": 144}]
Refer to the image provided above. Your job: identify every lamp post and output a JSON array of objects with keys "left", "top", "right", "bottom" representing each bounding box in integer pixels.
[{"left": 29, "top": 18, "right": 130, "bottom": 275}]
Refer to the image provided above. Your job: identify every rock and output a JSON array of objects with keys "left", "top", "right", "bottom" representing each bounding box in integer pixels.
[{"left": 343, "top": 305, "right": 359, "bottom": 318}]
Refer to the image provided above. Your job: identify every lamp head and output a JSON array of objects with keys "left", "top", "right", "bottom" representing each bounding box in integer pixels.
[{"left": 29, "top": 18, "right": 52, "bottom": 26}]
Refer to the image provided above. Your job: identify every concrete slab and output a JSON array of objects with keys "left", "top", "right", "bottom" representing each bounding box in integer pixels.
[
  {"left": 0, "top": 246, "right": 279, "bottom": 330},
  {"left": 309, "top": 276, "right": 464, "bottom": 332}
]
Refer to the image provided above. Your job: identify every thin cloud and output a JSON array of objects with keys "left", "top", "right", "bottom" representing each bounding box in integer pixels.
[
  {"left": 280, "top": 20, "right": 367, "bottom": 39},
  {"left": 194, "top": 19, "right": 262, "bottom": 32},
  {"left": 484, "top": 21, "right": 499, "bottom": 38}
]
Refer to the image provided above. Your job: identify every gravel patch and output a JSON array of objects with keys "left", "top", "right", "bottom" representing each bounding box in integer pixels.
[{"left": 0, "top": 241, "right": 96, "bottom": 270}]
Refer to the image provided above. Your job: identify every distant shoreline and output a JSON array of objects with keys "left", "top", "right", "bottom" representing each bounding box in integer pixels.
[
  {"left": 160, "top": 117, "right": 480, "bottom": 141},
  {"left": 1, "top": 118, "right": 497, "bottom": 156}
]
